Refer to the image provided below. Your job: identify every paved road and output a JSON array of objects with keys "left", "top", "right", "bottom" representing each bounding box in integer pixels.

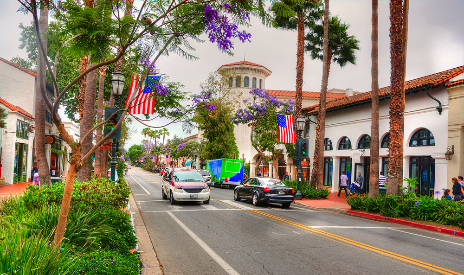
[{"left": 126, "top": 167, "right": 464, "bottom": 275}]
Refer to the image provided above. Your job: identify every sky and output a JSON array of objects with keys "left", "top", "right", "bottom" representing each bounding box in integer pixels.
[{"left": 1, "top": 0, "right": 463, "bottom": 149}]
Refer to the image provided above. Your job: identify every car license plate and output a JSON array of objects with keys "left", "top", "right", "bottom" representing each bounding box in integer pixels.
[
  {"left": 279, "top": 191, "right": 285, "bottom": 195},
  {"left": 190, "top": 194, "right": 198, "bottom": 199}
]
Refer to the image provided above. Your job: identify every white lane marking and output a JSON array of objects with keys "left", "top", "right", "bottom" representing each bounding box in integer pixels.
[
  {"left": 167, "top": 211, "right": 240, "bottom": 275},
  {"left": 219, "top": 200, "right": 255, "bottom": 210},
  {"left": 201, "top": 204, "right": 219, "bottom": 210},
  {"left": 129, "top": 175, "right": 150, "bottom": 194},
  {"left": 387, "top": 228, "right": 464, "bottom": 246}
]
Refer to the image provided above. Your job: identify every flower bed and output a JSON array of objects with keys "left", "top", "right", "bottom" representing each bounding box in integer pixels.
[
  {"left": 346, "top": 193, "right": 463, "bottom": 229},
  {"left": 0, "top": 177, "right": 141, "bottom": 274}
]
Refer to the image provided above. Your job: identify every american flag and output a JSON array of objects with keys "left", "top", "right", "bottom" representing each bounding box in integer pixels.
[
  {"left": 166, "top": 155, "right": 171, "bottom": 163},
  {"left": 277, "top": 114, "right": 295, "bottom": 143},
  {"left": 125, "top": 74, "right": 156, "bottom": 114}
]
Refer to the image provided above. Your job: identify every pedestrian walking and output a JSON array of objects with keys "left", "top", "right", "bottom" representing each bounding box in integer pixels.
[
  {"left": 451, "top": 177, "right": 463, "bottom": 201},
  {"left": 458, "top": 176, "right": 464, "bottom": 188},
  {"left": 442, "top": 189, "right": 452, "bottom": 201},
  {"left": 337, "top": 171, "right": 349, "bottom": 197},
  {"left": 379, "top": 171, "right": 387, "bottom": 187},
  {"left": 257, "top": 172, "right": 261, "bottom": 177},
  {"left": 283, "top": 172, "right": 289, "bottom": 181},
  {"left": 31, "top": 162, "right": 40, "bottom": 186},
  {"left": 352, "top": 172, "right": 363, "bottom": 195}
]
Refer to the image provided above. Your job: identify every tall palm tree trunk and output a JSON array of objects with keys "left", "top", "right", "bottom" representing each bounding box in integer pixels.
[
  {"left": 77, "top": 60, "right": 98, "bottom": 182},
  {"left": 35, "top": 4, "right": 51, "bottom": 186},
  {"left": 369, "top": 0, "right": 380, "bottom": 197},
  {"left": 78, "top": 57, "right": 88, "bottom": 121},
  {"left": 94, "top": 66, "right": 106, "bottom": 177},
  {"left": 295, "top": 15, "right": 305, "bottom": 119},
  {"left": 387, "top": 0, "right": 406, "bottom": 195},
  {"left": 310, "top": 0, "right": 330, "bottom": 190}
]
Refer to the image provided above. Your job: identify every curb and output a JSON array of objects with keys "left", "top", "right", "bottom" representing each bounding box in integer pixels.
[
  {"left": 346, "top": 210, "right": 464, "bottom": 237},
  {"left": 129, "top": 192, "right": 164, "bottom": 274}
]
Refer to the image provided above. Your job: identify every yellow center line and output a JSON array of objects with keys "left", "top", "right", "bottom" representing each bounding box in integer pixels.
[{"left": 213, "top": 199, "right": 462, "bottom": 275}]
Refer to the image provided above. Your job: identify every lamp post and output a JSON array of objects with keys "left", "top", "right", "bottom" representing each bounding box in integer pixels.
[
  {"left": 110, "top": 71, "right": 125, "bottom": 181},
  {"left": 295, "top": 116, "right": 306, "bottom": 200}
]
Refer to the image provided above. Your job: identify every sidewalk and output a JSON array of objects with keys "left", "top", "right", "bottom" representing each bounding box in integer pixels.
[
  {"left": 0, "top": 182, "right": 29, "bottom": 200},
  {"left": 295, "top": 193, "right": 464, "bottom": 237}
]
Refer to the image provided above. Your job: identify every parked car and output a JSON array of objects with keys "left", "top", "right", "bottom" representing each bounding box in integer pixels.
[
  {"left": 162, "top": 168, "right": 210, "bottom": 205},
  {"left": 198, "top": 170, "right": 212, "bottom": 187},
  {"left": 234, "top": 177, "right": 294, "bottom": 208}
]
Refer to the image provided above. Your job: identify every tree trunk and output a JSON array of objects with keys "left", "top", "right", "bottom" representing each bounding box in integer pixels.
[
  {"left": 35, "top": 4, "right": 52, "bottom": 187},
  {"left": 94, "top": 66, "right": 106, "bottom": 177},
  {"left": 310, "top": 0, "right": 330, "bottom": 190},
  {"left": 78, "top": 56, "right": 88, "bottom": 121},
  {"left": 369, "top": 0, "right": 380, "bottom": 197},
  {"left": 77, "top": 60, "right": 98, "bottom": 182},
  {"left": 387, "top": 0, "right": 405, "bottom": 196},
  {"left": 53, "top": 160, "right": 79, "bottom": 248},
  {"left": 295, "top": 15, "right": 305, "bottom": 119}
]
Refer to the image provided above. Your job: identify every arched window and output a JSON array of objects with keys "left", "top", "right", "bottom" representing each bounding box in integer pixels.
[
  {"left": 229, "top": 77, "right": 233, "bottom": 88},
  {"left": 244, "top": 76, "right": 250, "bottom": 87},
  {"left": 358, "top": 135, "right": 371, "bottom": 149},
  {"left": 252, "top": 77, "right": 257, "bottom": 88},
  {"left": 324, "top": 138, "right": 333, "bottom": 151},
  {"left": 235, "top": 77, "right": 241, "bottom": 87},
  {"left": 409, "top": 128, "right": 435, "bottom": 147},
  {"left": 338, "top": 136, "right": 352, "bottom": 150},
  {"left": 259, "top": 79, "right": 262, "bottom": 89},
  {"left": 381, "top": 133, "right": 390, "bottom": 148}
]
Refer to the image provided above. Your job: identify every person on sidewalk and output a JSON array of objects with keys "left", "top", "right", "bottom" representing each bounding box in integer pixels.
[
  {"left": 283, "top": 172, "right": 289, "bottom": 181},
  {"left": 31, "top": 162, "right": 40, "bottom": 186},
  {"left": 337, "top": 171, "right": 349, "bottom": 197},
  {"left": 451, "top": 178, "right": 463, "bottom": 201},
  {"left": 442, "top": 189, "right": 452, "bottom": 201},
  {"left": 458, "top": 176, "right": 464, "bottom": 188},
  {"left": 379, "top": 171, "right": 387, "bottom": 187},
  {"left": 353, "top": 172, "right": 363, "bottom": 195}
]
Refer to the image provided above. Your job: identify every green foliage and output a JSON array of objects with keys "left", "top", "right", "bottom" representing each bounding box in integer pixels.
[
  {"left": 284, "top": 179, "right": 329, "bottom": 199},
  {"left": 270, "top": 0, "right": 323, "bottom": 30},
  {"left": 69, "top": 250, "right": 140, "bottom": 274},
  {"left": 346, "top": 194, "right": 464, "bottom": 228},
  {"left": 305, "top": 15, "right": 360, "bottom": 68},
  {"left": 403, "top": 177, "right": 419, "bottom": 193},
  {"left": 21, "top": 178, "right": 130, "bottom": 211},
  {"left": 127, "top": 144, "right": 143, "bottom": 163},
  {"left": 0, "top": 107, "right": 7, "bottom": 128}
]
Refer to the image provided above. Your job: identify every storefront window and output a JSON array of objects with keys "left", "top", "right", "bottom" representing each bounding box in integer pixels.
[
  {"left": 16, "top": 120, "right": 30, "bottom": 139},
  {"left": 323, "top": 158, "right": 333, "bottom": 186},
  {"left": 409, "top": 128, "right": 435, "bottom": 147},
  {"left": 324, "top": 138, "right": 333, "bottom": 150},
  {"left": 338, "top": 137, "right": 352, "bottom": 150},
  {"left": 410, "top": 157, "right": 435, "bottom": 196},
  {"left": 358, "top": 135, "right": 371, "bottom": 149}
]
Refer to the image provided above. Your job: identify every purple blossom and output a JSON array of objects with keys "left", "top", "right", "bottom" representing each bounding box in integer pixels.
[
  {"left": 415, "top": 201, "right": 420, "bottom": 206},
  {"left": 176, "top": 142, "right": 187, "bottom": 152},
  {"left": 139, "top": 58, "right": 156, "bottom": 74}
]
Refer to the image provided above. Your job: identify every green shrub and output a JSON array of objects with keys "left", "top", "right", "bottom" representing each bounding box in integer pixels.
[
  {"left": 99, "top": 209, "right": 138, "bottom": 254},
  {"left": 69, "top": 250, "right": 140, "bottom": 274},
  {"left": 408, "top": 196, "right": 439, "bottom": 221},
  {"left": 380, "top": 194, "right": 403, "bottom": 217},
  {"left": 22, "top": 177, "right": 130, "bottom": 211},
  {"left": 346, "top": 195, "right": 363, "bottom": 210},
  {"left": 283, "top": 180, "right": 329, "bottom": 199},
  {"left": 433, "top": 199, "right": 464, "bottom": 228}
]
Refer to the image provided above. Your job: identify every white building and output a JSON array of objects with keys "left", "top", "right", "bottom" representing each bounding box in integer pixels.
[
  {"left": 198, "top": 61, "right": 347, "bottom": 180},
  {"left": 0, "top": 57, "right": 72, "bottom": 184},
  {"left": 303, "top": 65, "right": 464, "bottom": 194}
]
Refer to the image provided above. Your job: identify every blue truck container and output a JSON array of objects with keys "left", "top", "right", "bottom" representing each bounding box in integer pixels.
[{"left": 207, "top": 158, "right": 244, "bottom": 188}]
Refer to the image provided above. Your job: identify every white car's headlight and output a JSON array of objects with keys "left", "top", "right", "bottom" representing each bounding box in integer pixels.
[
  {"left": 201, "top": 187, "right": 210, "bottom": 193},
  {"left": 173, "top": 187, "right": 184, "bottom": 193}
]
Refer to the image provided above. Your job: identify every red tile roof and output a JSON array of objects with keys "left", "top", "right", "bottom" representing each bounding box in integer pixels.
[
  {"left": 303, "top": 65, "right": 464, "bottom": 113},
  {"left": 184, "top": 134, "right": 198, "bottom": 140},
  {"left": 0, "top": 57, "right": 37, "bottom": 77},
  {"left": 0, "top": 97, "right": 34, "bottom": 119},
  {"left": 267, "top": 90, "right": 346, "bottom": 99},
  {"left": 218, "top": 61, "right": 272, "bottom": 75},
  {"left": 446, "top": 79, "right": 464, "bottom": 87}
]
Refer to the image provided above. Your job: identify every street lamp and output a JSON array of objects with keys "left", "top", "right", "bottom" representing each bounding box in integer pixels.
[
  {"left": 295, "top": 115, "right": 306, "bottom": 200},
  {"left": 110, "top": 71, "right": 125, "bottom": 182},
  {"left": 445, "top": 145, "right": 454, "bottom": 161}
]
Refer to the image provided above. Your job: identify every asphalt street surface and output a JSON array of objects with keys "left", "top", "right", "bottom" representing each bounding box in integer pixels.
[{"left": 126, "top": 167, "right": 464, "bottom": 275}]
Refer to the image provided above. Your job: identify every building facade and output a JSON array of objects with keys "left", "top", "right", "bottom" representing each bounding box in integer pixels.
[{"left": 303, "top": 65, "right": 464, "bottom": 194}]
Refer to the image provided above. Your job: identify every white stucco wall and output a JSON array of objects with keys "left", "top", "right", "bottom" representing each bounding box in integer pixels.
[{"left": 308, "top": 85, "right": 450, "bottom": 192}]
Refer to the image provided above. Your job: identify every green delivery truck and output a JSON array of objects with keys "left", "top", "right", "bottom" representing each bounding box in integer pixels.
[{"left": 207, "top": 158, "right": 244, "bottom": 188}]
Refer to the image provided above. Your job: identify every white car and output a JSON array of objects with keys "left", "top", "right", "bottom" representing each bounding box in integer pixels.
[{"left": 162, "top": 168, "right": 210, "bottom": 205}]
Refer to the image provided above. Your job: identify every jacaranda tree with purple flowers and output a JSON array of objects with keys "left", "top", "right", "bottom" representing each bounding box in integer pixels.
[{"left": 232, "top": 88, "right": 295, "bottom": 177}]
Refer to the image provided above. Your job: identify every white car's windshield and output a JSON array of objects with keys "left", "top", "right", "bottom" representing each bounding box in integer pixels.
[{"left": 173, "top": 171, "right": 204, "bottom": 182}]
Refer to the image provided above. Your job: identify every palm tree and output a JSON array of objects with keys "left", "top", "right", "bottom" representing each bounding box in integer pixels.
[
  {"left": 369, "top": 0, "right": 380, "bottom": 197},
  {"left": 149, "top": 129, "right": 160, "bottom": 146},
  {"left": 161, "top": 128, "right": 170, "bottom": 145},
  {"left": 94, "top": 66, "right": 106, "bottom": 178},
  {"left": 141, "top": 128, "right": 151, "bottom": 139},
  {"left": 387, "top": 0, "right": 408, "bottom": 195},
  {"left": 306, "top": 7, "right": 360, "bottom": 189},
  {"left": 270, "top": 0, "right": 323, "bottom": 119}
]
